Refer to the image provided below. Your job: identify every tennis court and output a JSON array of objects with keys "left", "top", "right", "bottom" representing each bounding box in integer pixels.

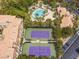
[
  {"left": 22, "top": 28, "right": 56, "bottom": 57},
  {"left": 22, "top": 43, "right": 56, "bottom": 57},
  {"left": 25, "top": 28, "right": 53, "bottom": 40},
  {"left": 29, "top": 46, "right": 51, "bottom": 56},
  {"left": 31, "top": 31, "right": 50, "bottom": 38}
]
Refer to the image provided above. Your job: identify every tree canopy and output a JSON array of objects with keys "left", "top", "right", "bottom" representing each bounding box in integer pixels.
[{"left": 17, "top": 54, "right": 50, "bottom": 59}]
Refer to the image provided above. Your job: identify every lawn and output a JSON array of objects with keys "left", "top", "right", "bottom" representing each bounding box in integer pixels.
[{"left": 22, "top": 43, "right": 30, "bottom": 55}]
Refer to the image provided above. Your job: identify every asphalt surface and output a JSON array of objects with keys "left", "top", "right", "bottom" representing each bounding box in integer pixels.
[{"left": 61, "top": 33, "right": 79, "bottom": 59}]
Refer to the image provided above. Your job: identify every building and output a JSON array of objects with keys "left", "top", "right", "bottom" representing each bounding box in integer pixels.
[
  {"left": 61, "top": 31, "right": 79, "bottom": 59},
  {"left": 0, "top": 15, "right": 23, "bottom": 59},
  {"left": 57, "top": 6, "right": 74, "bottom": 28}
]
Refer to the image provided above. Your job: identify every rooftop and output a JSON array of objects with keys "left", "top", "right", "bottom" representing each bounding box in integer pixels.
[
  {"left": 0, "top": 15, "right": 22, "bottom": 59},
  {"left": 62, "top": 31, "right": 79, "bottom": 59},
  {"left": 57, "top": 6, "right": 74, "bottom": 28}
]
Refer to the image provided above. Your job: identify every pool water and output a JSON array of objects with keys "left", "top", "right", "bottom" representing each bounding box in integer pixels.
[{"left": 32, "top": 8, "right": 45, "bottom": 18}]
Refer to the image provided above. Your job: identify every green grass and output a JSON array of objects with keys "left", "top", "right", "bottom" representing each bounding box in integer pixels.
[
  {"left": 50, "top": 44, "right": 56, "bottom": 57},
  {"left": 22, "top": 43, "right": 29, "bottom": 54}
]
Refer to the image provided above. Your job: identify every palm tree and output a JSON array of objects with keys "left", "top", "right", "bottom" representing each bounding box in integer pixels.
[{"left": 45, "top": 19, "right": 52, "bottom": 27}]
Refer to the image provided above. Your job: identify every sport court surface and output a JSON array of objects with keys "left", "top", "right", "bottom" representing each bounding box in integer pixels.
[
  {"left": 31, "top": 31, "right": 50, "bottom": 38},
  {"left": 23, "top": 28, "right": 56, "bottom": 57},
  {"left": 22, "top": 43, "right": 56, "bottom": 57},
  {"left": 25, "top": 28, "right": 52, "bottom": 40},
  {"left": 29, "top": 46, "right": 50, "bottom": 56}
]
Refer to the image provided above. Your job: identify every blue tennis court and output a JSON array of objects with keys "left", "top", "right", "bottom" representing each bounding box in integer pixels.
[
  {"left": 31, "top": 31, "right": 50, "bottom": 38},
  {"left": 29, "top": 46, "right": 51, "bottom": 56}
]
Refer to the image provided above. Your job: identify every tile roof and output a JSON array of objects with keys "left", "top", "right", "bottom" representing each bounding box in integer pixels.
[{"left": 0, "top": 15, "right": 22, "bottom": 59}]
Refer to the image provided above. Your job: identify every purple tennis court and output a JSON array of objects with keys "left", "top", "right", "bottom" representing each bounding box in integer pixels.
[
  {"left": 31, "top": 31, "right": 50, "bottom": 38},
  {"left": 29, "top": 46, "right": 51, "bottom": 56}
]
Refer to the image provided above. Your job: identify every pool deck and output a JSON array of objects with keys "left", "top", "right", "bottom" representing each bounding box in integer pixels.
[{"left": 30, "top": 4, "right": 55, "bottom": 22}]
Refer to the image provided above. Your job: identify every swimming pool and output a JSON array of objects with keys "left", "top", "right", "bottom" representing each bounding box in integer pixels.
[{"left": 32, "top": 8, "right": 45, "bottom": 18}]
